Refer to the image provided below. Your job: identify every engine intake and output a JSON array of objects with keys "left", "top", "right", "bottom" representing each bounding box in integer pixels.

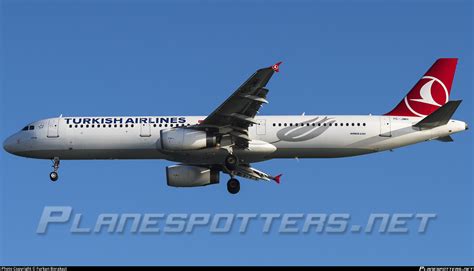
[
  {"left": 160, "top": 128, "right": 216, "bottom": 151},
  {"left": 166, "top": 165, "right": 220, "bottom": 187}
]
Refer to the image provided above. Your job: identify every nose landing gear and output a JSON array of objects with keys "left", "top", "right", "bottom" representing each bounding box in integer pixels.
[{"left": 50, "top": 157, "right": 60, "bottom": 182}]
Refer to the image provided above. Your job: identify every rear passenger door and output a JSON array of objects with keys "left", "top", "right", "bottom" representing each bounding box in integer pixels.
[{"left": 379, "top": 116, "right": 391, "bottom": 137}]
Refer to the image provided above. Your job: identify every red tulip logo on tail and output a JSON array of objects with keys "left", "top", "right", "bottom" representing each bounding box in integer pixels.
[
  {"left": 385, "top": 58, "right": 458, "bottom": 117},
  {"left": 271, "top": 62, "right": 282, "bottom": 72}
]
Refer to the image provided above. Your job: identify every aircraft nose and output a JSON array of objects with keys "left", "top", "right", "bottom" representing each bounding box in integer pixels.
[{"left": 3, "top": 135, "right": 17, "bottom": 154}]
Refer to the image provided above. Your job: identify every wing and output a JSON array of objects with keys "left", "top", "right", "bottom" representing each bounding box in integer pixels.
[
  {"left": 196, "top": 62, "right": 282, "bottom": 148},
  {"left": 233, "top": 164, "right": 282, "bottom": 184}
]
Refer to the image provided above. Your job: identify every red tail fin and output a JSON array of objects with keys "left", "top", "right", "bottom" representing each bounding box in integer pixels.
[{"left": 385, "top": 58, "right": 458, "bottom": 117}]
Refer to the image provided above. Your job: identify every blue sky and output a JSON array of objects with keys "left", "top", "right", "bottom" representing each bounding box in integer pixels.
[{"left": 1, "top": 0, "right": 473, "bottom": 266}]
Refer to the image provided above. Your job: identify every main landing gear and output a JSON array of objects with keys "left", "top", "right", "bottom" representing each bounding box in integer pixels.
[
  {"left": 227, "top": 178, "right": 240, "bottom": 194},
  {"left": 224, "top": 154, "right": 238, "bottom": 171},
  {"left": 224, "top": 154, "right": 240, "bottom": 194},
  {"left": 50, "top": 157, "right": 60, "bottom": 182}
]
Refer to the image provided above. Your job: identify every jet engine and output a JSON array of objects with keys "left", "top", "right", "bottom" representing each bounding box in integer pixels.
[
  {"left": 166, "top": 165, "right": 220, "bottom": 187},
  {"left": 159, "top": 128, "right": 217, "bottom": 151}
]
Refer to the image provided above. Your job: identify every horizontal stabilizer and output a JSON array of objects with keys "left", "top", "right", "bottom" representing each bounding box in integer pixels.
[
  {"left": 436, "top": 135, "right": 454, "bottom": 142},
  {"left": 414, "top": 100, "right": 462, "bottom": 129}
]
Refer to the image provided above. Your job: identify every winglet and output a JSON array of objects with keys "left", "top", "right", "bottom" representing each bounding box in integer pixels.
[
  {"left": 273, "top": 174, "right": 282, "bottom": 184},
  {"left": 271, "top": 62, "right": 282, "bottom": 72}
]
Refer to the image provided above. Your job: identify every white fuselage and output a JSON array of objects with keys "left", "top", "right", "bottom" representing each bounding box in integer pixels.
[{"left": 3, "top": 115, "right": 467, "bottom": 164}]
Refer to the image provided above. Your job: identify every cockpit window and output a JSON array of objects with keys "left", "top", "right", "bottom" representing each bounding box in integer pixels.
[{"left": 21, "top": 125, "right": 35, "bottom": 131}]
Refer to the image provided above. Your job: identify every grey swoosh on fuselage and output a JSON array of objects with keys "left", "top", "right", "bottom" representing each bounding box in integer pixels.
[{"left": 272, "top": 117, "right": 336, "bottom": 143}]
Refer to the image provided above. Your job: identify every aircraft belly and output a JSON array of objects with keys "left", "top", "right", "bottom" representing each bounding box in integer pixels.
[
  {"left": 270, "top": 147, "right": 376, "bottom": 158},
  {"left": 15, "top": 148, "right": 168, "bottom": 160}
]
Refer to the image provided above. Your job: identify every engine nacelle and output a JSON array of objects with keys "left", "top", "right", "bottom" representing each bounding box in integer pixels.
[
  {"left": 160, "top": 128, "right": 216, "bottom": 151},
  {"left": 166, "top": 165, "right": 220, "bottom": 187}
]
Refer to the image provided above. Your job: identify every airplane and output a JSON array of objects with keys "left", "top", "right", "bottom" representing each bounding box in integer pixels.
[{"left": 3, "top": 58, "right": 468, "bottom": 194}]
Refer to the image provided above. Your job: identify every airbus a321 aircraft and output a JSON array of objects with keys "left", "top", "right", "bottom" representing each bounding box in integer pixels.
[{"left": 3, "top": 58, "right": 468, "bottom": 194}]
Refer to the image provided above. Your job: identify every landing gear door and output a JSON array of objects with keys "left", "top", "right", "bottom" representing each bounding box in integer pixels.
[
  {"left": 256, "top": 119, "right": 266, "bottom": 135},
  {"left": 47, "top": 118, "right": 60, "bottom": 138},
  {"left": 140, "top": 123, "right": 151, "bottom": 137},
  {"left": 379, "top": 116, "right": 391, "bottom": 137}
]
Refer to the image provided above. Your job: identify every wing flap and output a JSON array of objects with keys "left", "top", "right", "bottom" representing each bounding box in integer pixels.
[{"left": 233, "top": 164, "right": 281, "bottom": 183}]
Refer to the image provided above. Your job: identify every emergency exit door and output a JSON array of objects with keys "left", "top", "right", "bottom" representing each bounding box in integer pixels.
[
  {"left": 256, "top": 119, "right": 266, "bottom": 135},
  {"left": 140, "top": 123, "right": 151, "bottom": 137}
]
